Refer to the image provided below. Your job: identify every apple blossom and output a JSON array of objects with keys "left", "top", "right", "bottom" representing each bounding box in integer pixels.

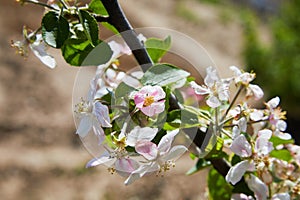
[
  {"left": 190, "top": 66, "right": 230, "bottom": 108},
  {"left": 124, "top": 130, "right": 187, "bottom": 185},
  {"left": 11, "top": 27, "right": 56, "bottom": 68},
  {"left": 134, "top": 85, "right": 166, "bottom": 117}
]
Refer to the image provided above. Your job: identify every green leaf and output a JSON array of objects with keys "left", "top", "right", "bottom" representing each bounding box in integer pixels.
[
  {"left": 163, "top": 109, "right": 199, "bottom": 130},
  {"left": 145, "top": 36, "right": 171, "bottom": 63},
  {"left": 79, "top": 10, "right": 99, "bottom": 46},
  {"left": 115, "top": 82, "right": 136, "bottom": 99},
  {"left": 270, "top": 149, "right": 293, "bottom": 162},
  {"left": 61, "top": 39, "right": 112, "bottom": 66},
  {"left": 208, "top": 168, "right": 233, "bottom": 200},
  {"left": 141, "top": 64, "right": 190, "bottom": 86},
  {"left": 270, "top": 136, "right": 294, "bottom": 147},
  {"left": 42, "top": 11, "right": 69, "bottom": 48},
  {"left": 101, "top": 22, "right": 119, "bottom": 34},
  {"left": 186, "top": 158, "right": 211, "bottom": 175},
  {"left": 89, "top": 0, "right": 108, "bottom": 16}
]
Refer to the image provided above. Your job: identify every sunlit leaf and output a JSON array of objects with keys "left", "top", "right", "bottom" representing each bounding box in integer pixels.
[{"left": 42, "top": 11, "right": 69, "bottom": 48}]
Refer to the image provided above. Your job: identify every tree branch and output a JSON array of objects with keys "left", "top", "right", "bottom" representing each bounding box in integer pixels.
[
  {"left": 100, "top": 0, "right": 232, "bottom": 181},
  {"left": 100, "top": 0, "right": 153, "bottom": 72}
]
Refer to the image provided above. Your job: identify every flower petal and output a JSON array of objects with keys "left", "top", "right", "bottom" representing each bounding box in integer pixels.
[
  {"left": 126, "top": 126, "right": 158, "bottom": 146},
  {"left": 158, "top": 129, "right": 179, "bottom": 154},
  {"left": 86, "top": 152, "right": 114, "bottom": 168},
  {"left": 76, "top": 115, "right": 93, "bottom": 137},
  {"left": 135, "top": 141, "right": 158, "bottom": 160},
  {"left": 161, "top": 145, "right": 187, "bottom": 161},
  {"left": 93, "top": 101, "right": 111, "bottom": 127},
  {"left": 115, "top": 158, "right": 139, "bottom": 177},
  {"left": 246, "top": 174, "right": 268, "bottom": 200},
  {"left": 271, "top": 193, "right": 290, "bottom": 200},
  {"left": 230, "top": 135, "right": 252, "bottom": 157},
  {"left": 248, "top": 84, "right": 264, "bottom": 100},
  {"left": 226, "top": 160, "right": 251, "bottom": 185}
]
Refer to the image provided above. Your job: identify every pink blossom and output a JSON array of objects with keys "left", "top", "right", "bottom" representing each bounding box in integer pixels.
[
  {"left": 124, "top": 130, "right": 187, "bottom": 185},
  {"left": 134, "top": 85, "right": 166, "bottom": 117}
]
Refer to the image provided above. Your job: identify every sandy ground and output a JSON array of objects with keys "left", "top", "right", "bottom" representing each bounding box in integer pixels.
[{"left": 0, "top": 0, "right": 245, "bottom": 199}]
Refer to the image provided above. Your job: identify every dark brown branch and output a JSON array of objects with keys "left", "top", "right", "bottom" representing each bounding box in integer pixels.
[
  {"left": 100, "top": 0, "right": 153, "bottom": 72},
  {"left": 100, "top": 0, "right": 233, "bottom": 182}
]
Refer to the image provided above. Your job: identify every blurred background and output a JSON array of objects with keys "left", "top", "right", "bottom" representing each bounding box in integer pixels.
[{"left": 0, "top": 0, "right": 299, "bottom": 199}]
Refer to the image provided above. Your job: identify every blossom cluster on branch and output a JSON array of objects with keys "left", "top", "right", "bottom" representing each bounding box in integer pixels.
[{"left": 12, "top": 0, "right": 300, "bottom": 199}]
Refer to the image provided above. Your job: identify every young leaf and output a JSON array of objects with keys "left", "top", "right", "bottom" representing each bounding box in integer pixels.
[
  {"left": 61, "top": 39, "right": 112, "bottom": 66},
  {"left": 115, "top": 82, "right": 136, "bottom": 99},
  {"left": 89, "top": 0, "right": 108, "bottom": 16},
  {"left": 79, "top": 10, "right": 99, "bottom": 46},
  {"left": 270, "top": 149, "right": 293, "bottom": 162},
  {"left": 141, "top": 64, "right": 190, "bottom": 86},
  {"left": 208, "top": 168, "right": 233, "bottom": 200},
  {"left": 145, "top": 36, "right": 171, "bottom": 63},
  {"left": 42, "top": 11, "right": 69, "bottom": 48}
]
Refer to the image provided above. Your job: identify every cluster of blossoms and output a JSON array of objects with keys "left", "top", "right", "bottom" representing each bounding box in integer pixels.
[
  {"left": 74, "top": 41, "right": 300, "bottom": 199},
  {"left": 12, "top": 1, "right": 300, "bottom": 198}
]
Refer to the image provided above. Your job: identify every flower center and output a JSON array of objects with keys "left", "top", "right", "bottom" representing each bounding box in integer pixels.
[{"left": 143, "top": 96, "right": 155, "bottom": 107}]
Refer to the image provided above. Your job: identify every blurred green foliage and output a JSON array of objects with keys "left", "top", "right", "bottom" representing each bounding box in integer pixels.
[{"left": 242, "top": 0, "right": 300, "bottom": 117}]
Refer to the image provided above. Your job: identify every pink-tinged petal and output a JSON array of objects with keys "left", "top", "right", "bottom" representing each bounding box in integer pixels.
[
  {"left": 115, "top": 158, "right": 139, "bottom": 177},
  {"left": 76, "top": 115, "right": 93, "bottom": 137},
  {"left": 93, "top": 126, "right": 105, "bottom": 145},
  {"left": 93, "top": 102, "right": 111, "bottom": 127},
  {"left": 248, "top": 84, "right": 264, "bottom": 100},
  {"left": 207, "top": 95, "right": 221, "bottom": 108},
  {"left": 151, "top": 85, "right": 166, "bottom": 100},
  {"left": 136, "top": 141, "right": 158, "bottom": 160},
  {"left": 246, "top": 174, "right": 268, "bottom": 200},
  {"left": 86, "top": 152, "right": 114, "bottom": 168},
  {"left": 190, "top": 81, "right": 210, "bottom": 95},
  {"left": 126, "top": 127, "right": 158, "bottom": 146},
  {"left": 158, "top": 129, "right": 179, "bottom": 154},
  {"left": 161, "top": 145, "right": 187, "bottom": 161},
  {"left": 134, "top": 94, "right": 145, "bottom": 109},
  {"left": 124, "top": 163, "right": 154, "bottom": 185},
  {"left": 226, "top": 160, "right": 251, "bottom": 185},
  {"left": 231, "top": 193, "right": 254, "bottom": 200},
  {"left": 271, "top": 193, "right": 290, "bottom": 200},
  {"left": 141, "top": 105, "right": 156, "bottom": 117},
  {"left": 255, "top": 136, "right": 273, "bottom": 156},
  {"left": 230, "top": 135, "right": 252, "bottom": 157}
]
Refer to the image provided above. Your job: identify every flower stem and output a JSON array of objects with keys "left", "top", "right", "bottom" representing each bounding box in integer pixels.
[{"left": 22, "top": 0, "right": 59, "bottom": 11}]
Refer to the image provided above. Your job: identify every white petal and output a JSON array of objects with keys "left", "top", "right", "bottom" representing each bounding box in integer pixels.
[
  {"left": 76, "top": 115, "right": 93, "bottom": 137},
  {"left": 93, "top": 102, "right": 111, "bottom": 127},
  {"left": 255, "top": 136, "right": 273, "bottom": 156},
  {"left": 246, "top": 174, "right": 268, "bottom": 200},
  {"left": 276, "top": 120, "right": 287, "bottom": 132},
  {"left": 206, "top": 95, "right": 221, "bottom": 108},
  {"left": 93, "top": 126, "right": 105, "bottom": 145},
  {"left": 161, "top": 145, "right": 187, "bottom": 161},
  {"left": 158, "top": 129, "right": 179, "bottom": 154},
  {"left": 257, "top": 129, "right": 272, "bottom": 140},
  {"left": 127, "top": 127, "right": 158, "bottom": 146},
  {"left": 30, "top": 42, "right": 56, "bottom": 69},
  {"left": 230, "top": 66, "right": 242, "bottom": 76},
  {"left": 86, "top": 152, "right": 114, "bottom": 168},
  {"left": 267, "top": 96, "right": 280, "bottom": 109},
  {"left": 250, "top": 110, "right": 264, "bottom": 121},
  {"left": 271, "top": 193, "right": 290, "bottom": 200},
  {"left": 248, "top": 84, "right": 264, "bottom": 100},
  {"left": 230, "top": 135, "right": 252, "bottom": 157},
  {"left": 226, "top": 160, "right": 250, "bottom": 185},
  {"left": 231, "top": 193, "right": 255, "bottom": 200},
  {"left": 275, "top": 131, "right": 292, "bottom": 140},
  {"left": 190, "top": 81, "right": 210, "bottom": 95}
]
